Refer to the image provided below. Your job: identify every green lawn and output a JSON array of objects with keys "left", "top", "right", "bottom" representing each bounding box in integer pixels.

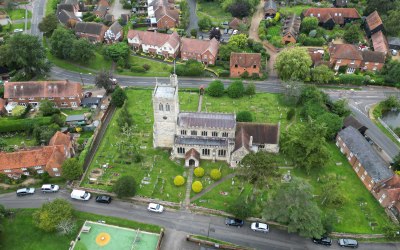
[
  {"left": 119, "top": 56, "right": 173, "bottom": 77},
  {"left": 197, "top": 0, "right": 232, "bottom": 27},
  {"left": 266, "top": 23, "right": 282, "bottom": 37},
  {"left": 1, "top": 8, "right": 32, "bottom": 20},
  {"left": 0, "top": 132, "right": 36, "bottom": 147},
  {"left": 62, "top": 107, "right": 91, "bottom": 116},
  {"left": 280, "top": 5, "right": 312, "bottom": 16},
  {"left": 45, "top": 0, "right": 58, "bottom": 15},
  {"left": 0, "top": 209, "right": 161, "bottom": 250},
  {"left": 11, "top": 21, "right": 31, "bottom": 31},
  {"left": 179, "top": 90, "right": 200, "bottom": 112}
]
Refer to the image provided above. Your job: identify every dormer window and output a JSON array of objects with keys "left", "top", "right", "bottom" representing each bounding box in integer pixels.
[{"left": 317, "top": 13, "right": 320, "bottom": 17}]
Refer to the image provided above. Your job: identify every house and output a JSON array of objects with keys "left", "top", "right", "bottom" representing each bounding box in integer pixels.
[
  {"left": 155, "top": 5, "right": 179, "bottom": 29},
  {"left": 388, "top": 37, "right": 400, "bottom": 51},
  {"left": 57, "top": 9, "right": 80, "bottom": 28},
  {"left": 281, "top": 14, "right": 301, "bottom": 44},
  {"left": 365, "top": 11, "right": 384, "bottom": 37},
  {"left": 127, "top": 30, "right": 180, "bottom": 58},
  {"left": 62, "top": 0, "right": 80, "bottom": 12},
  {"left": 81, "top": 97, "right": 101, "bottom": 107},
  {"left": 336, "top": 126, "right": 393, "bottom": 191},
  {"left": 329, "top": 44, "right": 363, "bottom": 73},
  {"left": 0, "top": 131, "right": 74, "bottom": 179},
  {"left": 93, "top": 0, "right": 109, "bottom": 18},
  {"left": 361, "top": 50, "right": 385, "bottom": 72},
  {"left": 343, "top": 115, "right": 367, "bottom": 136},
  {"left": 371, "top": 31, "right": 389, "bottom": 54},
  {"left": 4, "top": 80, "right": 83, "bottom": 108},
  {"left": 334, "top": 0, "right": 348, "bottom": 7},
  {"left": 230, "top": 52, "right": 262, "bottom": 78},
  {"left": 104, "top": 21, "right": 123, "bottom": 43},
  {"left": 57, "top": 3, "right": 78, "bottom": 14},
  {"left": 104, "top": 14, "right": 114, "bottom": 23},
  {"left": 75, "top": 22, "right": 108, "bottom": 43},
  {"left": 0, "top": 98, "right": 6, "bottom": 116},
  {"left": 228, "top": 18, "right": 247, "bottom": 30},
  {"left": 372, "top": 175, "right": 400, "bottom": 220},
  {"left": 120, "top": 14, "right": 130, "bottom": 25},
  {"left": 308, "top": 48, "right": 325, "bottom": 67},
  {"left": 66, "top": 114, "right": 87, "bottom": 126},
  {"left": 180, "top": 38, "right": 219, "bottom": 65},
  {"left": 302, "top": 8, "right": 360, "bottom": 29},
  {"left": 264, "top": 0, "right": 277, "bottom": 19}
]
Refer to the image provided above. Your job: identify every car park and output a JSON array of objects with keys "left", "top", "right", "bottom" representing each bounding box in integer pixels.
[
  {"left": 250, "top": 222, "right": 269, "bottom": 233},
  {"left": 225, "top": 218, "right": 244, "bottom": 227},
  {"left": 312, "top": 237, "right": 332, "bottom": 246},
  {"left": 41, "top": 184, "right": 59, "bottom": 193},
  {"left": 338, "top": 239, "right": 358, "bottom": 248},
  {"left": 95, "top": 195, "right": 112, "bottom": 204},
  {"left": 147, "top": 203, "right": 164, "bottom": 213},
  {"left": 16, "top": 187, "right": 35, "bottom": 196}
]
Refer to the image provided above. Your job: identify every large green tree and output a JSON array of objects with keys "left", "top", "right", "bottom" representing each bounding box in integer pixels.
[
  {"left": 316, "top": 113, "right": 343, "bottom": 140},
  {"left": 263, "top": 177, "right": 325, "bottom": 238},
  {"left": 343, "top": 25, "right": 361, "bottom": 44},
  {"left": 39, "top": 100, "right": 59, "bottom": 116},
  {"left": 116, "top": 103, "right": 133, "bottom": 131},
  {"left": 103, "top": 43, "right": 130, "bottom": 62},
  {"left": 381, "top": 60, "right": 400, "bottom": 85},
  {"left": 227, "top": 196, "right": 254, "bottom": 220},
  {"left": 301, "top": 17, "right": 319, "bottom": 33},
  {"left": 39, "top": 13, "right": 58, "bottom": 35},
  {"left": 364, "top": 0, "right": 399, "bottom": 16},
  {"left": 383, "top": 10, "right": 400, "bottom": 37},
  {"left": 274, "top": 47, "right": 312, "bottom": 81},
  {"left": 226, "top": 80, "right": 245, "bottom": 98},
  {"left": 95, "top": 70, "right": 114, "bottom": 93},
  {"left": 311, "top": 65, "right": 334, "bottom": 84},
  {"left": 111, "top": 86, "right": 127, "bottom": 107},
  {"left": 61, "top": 158, "right": 83, "bottom": 181},
  {"left": 70, "top": 39, "right": 95, "bottom": 63},
  {"left": 113, "top": 175, "right": 137, "bottom": 198},
  {"left": 207, "top": 80, "right": 225, "bottom": 97},
  {"left": 50, "top": 27, "right": 76, "bottom": 59},
  {"left": 198, "top": 16, "right": 212, "bottom": 30},
  {"left": 33, "top": 199, "right": 73, "bottom": 232}
]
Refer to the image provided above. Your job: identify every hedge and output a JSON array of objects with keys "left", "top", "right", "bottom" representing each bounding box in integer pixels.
[
  {"left": 337, "top": 74, "right": 365, "bottom": 85},
  {"left": 0, "top": 117, "right": 51, "bottom": 133}
]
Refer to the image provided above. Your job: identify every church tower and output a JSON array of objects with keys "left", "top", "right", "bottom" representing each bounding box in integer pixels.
[{"left": 152, "top": 74, "right": 179, "bottom": 148}]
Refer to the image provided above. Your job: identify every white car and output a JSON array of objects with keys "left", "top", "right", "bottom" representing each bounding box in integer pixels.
[
  {"left": 251, "top": 222, "right": 269, "bottom": 233},
  {"left": 147, "top": 203, "right": 164, "bottom": 213},
  {"left": 41, "top": 184, "right": 60, "bottom": 193},
  {"left": 16, "top": 187, "right": 35, "bottom": 196}
]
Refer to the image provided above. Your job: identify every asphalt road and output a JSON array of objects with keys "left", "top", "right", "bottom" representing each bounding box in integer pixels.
[
  {"left": 1, "top": 191, "right": 400, "bottom": 250},
  {"left": 186, "top": 0, "right": 199, "bottom": 34},
  {"left": 30, "top": 0, "right": 45, "bottom": 38}
]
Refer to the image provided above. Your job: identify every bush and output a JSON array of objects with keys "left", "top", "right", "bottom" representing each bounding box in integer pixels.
[
  {"left": 236, "top": 111, "right": 253, "bottom": 122},
  {"left": 219, "top": 70, "right": 230, "bottom": 77},
  {"left": 194, "top": 167, "right": 205, "bottom": 177},
  {"left": 192, "top": 181, "right": 203, "bottom": 193},
  {"left": 210, "top": 169, "right": 222, "bottom": 180},
  {"left": 245, "top": 83, "right": 256, "bottom": 95},
  {"left": 0, "top": 117, "right": 51, "bottom": 133},
  {"left": 227, "top": 80, "right": 245, "bottom": 98},
  {"left": 174, "top": 175, "right": 185, "bottom": 186},
  {"left": 190, "top": 29, "right": 197, "bottom": 37},
  {"left": 176, "top": 60, "right": 204, "bottom": 76},
  {"left": 207, "top": 80, "right": 225, "bottom": 97},
  {"left": 131, "top": 66, "right": 146, "bottom": 73},
  {"left": 338, "top": 74, "right": 365, "bottom": 85},
  {"left": 287, "top": 108, "right": 295, "bottom": 121},
  {"left": 142, "top": 64, "right": 151, "bottom": 71},
  {"left": 113, "top": 176, "right": 137, "bottom": 198}
]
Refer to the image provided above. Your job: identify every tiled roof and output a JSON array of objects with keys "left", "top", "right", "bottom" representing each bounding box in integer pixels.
[
  {"left": 98, "top": 0, "right": 110, "bottom": 7},
  {"left": 58, "top": 10, "right": 80, "bottom": 26},
  {"left": 127, "top": 30, "right": 180, "bottom": 49},
  {"left": 175, "top": 136, "right": 229, "bottom": 147},
  {"left": 343, "top": 115, "right": 366, "bottom": 131},
  {"left": 105, "top": 14, "right": 114, "bottom": 22},
  {"left": 57, "top": 3, "right": 74, "bottom": 13},
  {"left": 178, "top": 112, "right": 236, "bottom": 129},
  {"left": 361, "top": 50, "right": 385, "bottom": 63},
  {"left": 282, "top": 14, "right": 301, "bottom": 39},
  {"left": 329, "top": 44, "right": 363, "bottom": 61},
  {"left": 264, "top": 0, "right": 277, "bottom": 11},
  {"left": 66, "top": 114, "right": 85, "bottom": 122},
  {"left": 303, "top": 8, "right": 360, "bottom": 25},
  {"left": 108, "top": 21, "right": 122, "bottom": 34},
  {"left": 75, "top": 22, "right": 107, "bottom": 35},
  {"left": 230, "top": 52, "right": 261, "bottom": 68},
  {"left": 366, "top": 11, "right": 383, "bottom": 31},
  {"left": 234, "top": 127, "right": 250, "bottom": 151},
  {"left": 4, "top": 80, "right": 82, "bottom": 99},
  {"left": 155, "top": 5, "right": 179, "bottom": 22},
  {"left": 308, "top": 48, "right": 324, "bottom": 66},
  {"left": 338, "top": 126, "right": 393, "bottom": 182},
  {"left": 371, "top": 31, "right": 389, "bottom": 53},
  {"left": 181, "top": 38, "right": 219, "bottom": 58},
  {"left": 185, "top": 148, "right": 200, "bottom": 160},
  {"left": 228, "top": 17, "right": 246, "bottom": 30},
  {"left": 236, "top": 122, "right": 279, "bottom": 145},
  {"left": 49, "top": 131, "right": 72, "bottom": 148}
]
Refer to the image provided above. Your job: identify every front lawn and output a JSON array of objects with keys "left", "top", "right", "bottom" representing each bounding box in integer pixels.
[
  {"left": 1, "top": 8, "right": 32, "bottom": 20},
  {"left": 119, "top": 56, "right": 173, "bottom": 77},
  {"left": 197, "top": 0, "right": 232, "bottom": 26}
]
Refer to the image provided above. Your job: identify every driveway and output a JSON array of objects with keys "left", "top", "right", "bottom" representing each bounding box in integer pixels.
[
  {"left": 109, "top": 0, "right": 131, "bottom": 19},
  {"left": 186, "top": 0, "right": 198, "bottom": 33}
]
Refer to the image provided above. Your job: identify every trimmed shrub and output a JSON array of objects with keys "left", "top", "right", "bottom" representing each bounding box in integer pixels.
[
  {"left": 236, "top": 111, "right": 253, "bottom": 122},
  {"left": 131, "top": 66, "right": 146, "bottom": 73},
  {"left": 174, "top": 175, "right": 185, "bottom": 186},
  {"left": 194, "top": 167, "right": 205, "bottom": 177},
  {"left": 245, "top": 83, "right": 256, "bottom": 95},
  {"left": 192, "top": 181, "right": 203, "bottom": 193},
  {"left": 142, "top": 64, "right": 151, "bottom": 71},
  {"left": 0, "top": 117, "right": 51, "bottom": 133},
  {"left": 338, "top": 74, "right": 365, "bottom": 85},
  {"left": 227, "top": 80, "right": 245, "bottom": 98},
  {"left": 219, "top": 70, "right": 230, "bottom": 77},
  {"left": 207, "top": 80, "right": 224, "bottom": 97},
  {"left": 210, "top": 169, "right": 222, "bottom": 180}
]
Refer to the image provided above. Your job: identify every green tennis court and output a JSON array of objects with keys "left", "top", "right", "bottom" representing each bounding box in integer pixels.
[{"left": 72, "top": 221, "right": 160, "bottom": 250}]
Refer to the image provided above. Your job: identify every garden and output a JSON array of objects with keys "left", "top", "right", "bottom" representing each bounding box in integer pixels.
[{"left": 197, "top": 0, "right": 233, "bottom": 26}]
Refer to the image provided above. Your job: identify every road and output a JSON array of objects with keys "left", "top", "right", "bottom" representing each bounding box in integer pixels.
[
  {"left": 1, "top": 191, "right": 399, "bottom": 250},
  {"left": 186, "top": 0, "right": 199, "bottom": 34},
  {"left": 30, "top": 0, "right": 46, "bottom": 38}
]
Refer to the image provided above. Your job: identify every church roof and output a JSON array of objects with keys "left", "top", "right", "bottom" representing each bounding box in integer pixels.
[
  {"left": 234, "top": 122, "right": 279, "bottom": 150},
  {"left": 185, "top": 148, "right": 200, "bottom": 160},
  {"left": 177, "top": 112, "right": 236, "bottom": 129},
  {"left": 175, "top": 136, "right": 229, "bottom": 147},
  {"left": 154, "top": 84, "right": 176, "bottom": 99}
]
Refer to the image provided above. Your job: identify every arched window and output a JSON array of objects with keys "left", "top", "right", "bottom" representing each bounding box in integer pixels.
[
  {"left": 166, "top": 103, "right": 170, "bottom": 111},
  {"left": 159, "top": 103, "right": 163, "bottom": 111}
]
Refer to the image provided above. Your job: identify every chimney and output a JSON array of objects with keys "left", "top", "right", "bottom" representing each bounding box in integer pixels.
[{"left": 249, "top": 136, "right": 253, "bottom": 147}]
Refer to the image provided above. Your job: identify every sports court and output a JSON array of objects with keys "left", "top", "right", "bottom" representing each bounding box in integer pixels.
[{"left": 71, "top": 221, "right": 161, "bottom": 250}]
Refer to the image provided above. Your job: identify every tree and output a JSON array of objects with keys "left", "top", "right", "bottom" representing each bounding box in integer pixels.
[
  {"left": 383, "top": 223, "right": 400, "bottom": 240},
  {"left": 263, "top": 177, "right": 325, "bottom": 238},
  {"left": 39, "top": 100, "right": 59, "bottom": 116},
  {"left": 228, "top": 34, "right": 248, "bottom": 49},
  {"left": 364, "top": 0, "right": 397, "bottom": 16},
  {"left": 207, "top": 80, "right": 225, "bottom": 97},
  {"left": 116, "top": 103, "right": 133, "bottom": 130},
  {"left": 311, "top": 65, "right": 334, "bottom": 84},
  {"left": 33, "top": 199, "right": 73, "bottom": 232},
  {"left": 0, "top": 34, "right": 51, "bottom": 79},
  {"left": 111, "top": 86, "right": 127, "bottom": 107},
  {"left": 274, "top": 47, "right": 312, "bottom": 81},
  {"left": 61, "top": 158, "right": 83, "bottom": 181},
  {"left": 330, "top": 99, "right": 351, "bottom": 117},
  {"left": 209, "top": 27, "right": 222, "bottom": 41},
  {"left": 227, "top": 80, "right": 245, "bottom": 98},
  {"left": 70, "top": 39, "right": 95, "bottom": 63},
  {"left": 190, "top": 29, "right": 197, "bottom": 37},
  {"left": 227, "top": 196, "right": 254, "bottom": 220},
  {"left": 198, "top": 16, "right": 212, "bottom": 30},
  {"left": 383, "top": 10, "right": 400, "bottom": 37},
  {"left": 228, "top": 2, "right": 250, "bottom": 18},
  {"left": 236, "top": 111, "right": 253, "bottom": 122},
  {"left": 33, "top": 124, "right": 60, "bottom": 144},
  {"left": 51, "top": 114, "right": 64, "bottom": 127},
  {"left": 298, "top": 85, "right": 328, "bottom": 105},
  {"left": 39, "top": 13, "right": 58, "bottom": 35},
  {"left": 210, "top": 169, "right": 221, "bottom": 180},
  {"left": 56, "top": 218, "right": 76, "bottom": 235},
  {"left": 343, "top": 25, "right": 361, "bottom": 44},
  {"left": 381, "top": 60, "right": 400, "bottom": 85},
  {"left": 0, "top": 138, "right": 7, "bottom": 151},
  {"left": 175, "top": 60, "right": 204, "bottom": 76},
  {"left": 320, "top": 177, "right": 346, "bottom": 208},
  {"left": 192, "top": 181, "right": 203, "bottom": 193},
  {"left": 245, "top": 83, "right": 256, "bottom": 95},
  {"left": 113, "top": 175, "right": 137, "bottom": 198},
  {"left": 194, "top": 167, "right": 205, "bottom": 177},
  {"left": 11, "top": 105, "right": 25, "bottom": 117},
  {"left": 95, "top": 70, "right": 114, "bottom": 93},
  {"left": 103, "top": 43, "right": 130, "bottom": 62},
  {"left": 301, "top": 17, "right": 319, "bottom": 33},
  {"left": 316, "top": 113, "right": 343, "bottom": 140},
  {"left": 50, "top": 27, "right": 75, "bottom": 59},
  {"left": 238, "top": 152, "right": 280, "bottom": 188}
]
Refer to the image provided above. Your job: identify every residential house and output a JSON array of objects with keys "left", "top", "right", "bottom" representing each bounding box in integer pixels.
[
  {"left": 81, "top": 97, "right": 102, "bottom": 108},
  {"left": 372, "top": 175, "right": 400, "bottom": 220},
  {"left": 66, "top": 114, "right": 87, "bottom": 126},
  {"left": 104, "top": 14, "right": 114, "bottom": 23},
  {"left": 336, "top": 126, "right": 393, "bottom": 191},
  {"left": 75, "top": 22, "right": 108, "bottom": 43},
  {"left": 230, "top": 52, "right": 262, "bottom": 78},
  {"left": 127, "top": 30, "right": 180, "bottom": 58},
  {"left": 93, "top": 0, "right": 109, "bottom": 18},
  {"left": 361, "top": 50, "right": 385, "bottom": 72},
  {"left": 0, "top": 98, "right": 6, "bottom": 116},
  {"left": 0, "top": 131, "right": 74, "bottom": 178},
  {"left": 57, "top": 3, "right": 78, "bottom": 14},
  {"left": 388, "top": 37, "right": 400, "bottom": 51},
  {"left": 4, "top": 80, "right": 83, "bottom": 108},
  {"left": 343, "top": 115, "right": 367, "bottom": 136},
  {"left": 57, "top": 9, "right": 80, "bottom": 28},
  {"left": 62, "top": 0, "right": 80, "bottom": 12},
  {"left": 371, "top": 31, "right": 389, "bottom": 54},
  {"left": 105, "top": 21, "right": 123, "bottom": 43},
  {"left": 308, "top": 48, "right": 325, "bottom": 67},
  {"left": 365, "top": 11, "right": 384, "bottom": 37},
  {"left": 334, "top": 0, "right": 348, "bottom": 7},
  {"left": 120, "top": 14, "right": 130, "bottom": 25},
  {"left": 281, "top": 14, "right": 301, "bottom": 44},
  {"left": 264, "top": 0, "right": 277, "bottom": 19},
  {"left": 329, "top": 44, "right": 363, "bottom": 73},
  {"left": 180, "top": 38, "right": 219, "bottom": 65},
  {"left": 155, "top": 5, "right": 179, "bottom": 29},
  {"left": 302, "top": 8, "right": 360, "bottom": 29},
  {"left": 228, "top": 17, "right": 247, "bottom": 30}
]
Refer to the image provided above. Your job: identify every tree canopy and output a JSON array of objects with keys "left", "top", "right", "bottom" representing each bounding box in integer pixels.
[
  {"left": 198, "top": 16, "right": 212, "bottom": 30},
  {"left": 226, "top": 80, "right": 245, "bottom": 98},
  {"left": 274, "top": 47, "right": 312, "bottom": 81},
  {"left": 39, "top": 100, "right": 60, "bottom": 116},
  {"left": 103, "top": 43, "right": 130, "bottom": 62},
  {"left": 227, "top": 196, "right": 254, "bottom": 220},
  {"left": 95, "top": 70, "right": 115, "bottom": 93},
  {"left": 207, "top": 80, "right": 225, "bottom": 97},
  {"left": 343, "top": 25, "right": 362, "bottom": 44},
  {"left": 33, "top": 199, "right": 73, "bottom": 232},
  {"left": 301, "top": 17, "right": 319, "bottom": 33},
  {"left": 39, "top": 13, "right": 58, "bottom": 35},
  {"left": 311, "top": 65, "right": 334, "bottom": 84},
  {"left": 62, "top": 158, "right": 83, "bottom": 181},
  {"left": 113, "top": 175, "right": 137, "bottom": 198},
  {"left": 111, "top": 86, "right": 127, "bottom": 107},
  {"left": 236, "top": 111, "right": 253, "bottom": 122}
]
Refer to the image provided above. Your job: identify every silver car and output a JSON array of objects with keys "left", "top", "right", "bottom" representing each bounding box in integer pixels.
[{"left": 16, "top": 187, "right": 35, "bottom": 196}]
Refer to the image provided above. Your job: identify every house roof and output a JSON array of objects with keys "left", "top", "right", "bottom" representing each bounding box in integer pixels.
[
  {"left": 264, "top": 0, "right": 277, "bottom": 11},
  {"left": 98, "top": 0, "right": 110, "bottom": 7},
  {"left": 178, "top": 112, "right": 236, "bottom": 129},
  {"left": 0, "top": 147, "right": 56, "bottom": 171},
  {"left": 282, "top": 14, "right": 301, "bottom": 39},
  {"left": 388, "top": 37, "right": 400, "bottom": 46},
  {"left": 175, "top": 136, "right": 229, "bottom": 147},
  {"left": 127, "top": 30, "right": 180, "bottom": 49},
  {"left": 343, "top": 115, "right": 366, "bottom": 131},
  {"left": 49, "top": 131, "right": 72, "bottom": 148},
  {"left": 104, "top": 14, "right": 114, "bottom": 22},
  {"left": 66, "top": 114, "right": 85, "bottom": 122},
  {"left": 302, "top": 8, "right": 360, "bottom": 25},
  {"left": 338, "top": 126, "right": 393, "bottom": 183},
  {"left": 4, "top": 80, "right": 82, "bottom": 99},
  {"left": 308, "top": 48, "right": 324, "bottom": 66},
  {"left": 236, "top": 122, "right": 279, "bottom": 145},
  {"left": 230, "top": 52, "right": 261, "bottom": 68},
  {"left": 234, "top": 127, "right": 250, "bottom": 151},
  {"left": 108, "top": 21, "right": 123, "bottom": 34},
  {"left": 81, "top": 97, "right": 101, "bottom": 105},
  {"left": 155, "top": 5, "right": 179, "bottom": 22},
  {"left": 181, "top": 38, "right": 219, "bottom": 58},
  {"left": 75, "top": 22, "right": 107, "bottom": 35},
  {"left": 361, "top": 50, "right": 385, "bottom": 63},
  {"left": 57, "top": 3, "right": 74, "bottom": 13},
  {"left": 329, "top": 44, "right": 363, "bottom": 61},
  {"left": 366, "top": 11, "right": 383, "bottom": 31},
  {"left": 371, "top": 31, "right": 389, "bottom": 53},
  {"left": 63, "top": 0, "right": 79, "bottom": 5},
  {"left": 228, "top": 17, "right": 246, "bottom": 30},
  {"left": 58, "top": 10, "right": 80, "bottom": 26},
  {"left": 185, "top": 148, "right": 200, "bottom": 161}
]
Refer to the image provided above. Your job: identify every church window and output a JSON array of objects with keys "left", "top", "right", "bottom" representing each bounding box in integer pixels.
[
  {"left": 201, "top": 131, "right": 208, "bottom": 136},
  {"left": 212, "top": 131, "right": 218, "bottom": 137},
  {"left": 191, "top": 130, "right": 197, "bottom": 136},
  {"left": 202, "top": 149, "right": 210, "bottom": 156},
  {"left": 218, "top": 149, "right": 226, "bottom": 157},
  {"left": 159, "top": 103, "right": 163, "bottom": 111},
  {"left": 177, "top": 147, "right": 185, "bottom": 154},
  {"left": 181, "top": 130, "right": 187, "bottom": 135},
  {"left": 222, "top": 132, "right": 228, "bottom": 137},
  {"left": 166, "top": 103, "right": 170, "bottom": 111}
]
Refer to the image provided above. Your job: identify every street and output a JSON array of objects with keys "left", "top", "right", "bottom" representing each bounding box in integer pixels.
[{"left": 30, "top": 0, "right": 45, "bottom": 38}]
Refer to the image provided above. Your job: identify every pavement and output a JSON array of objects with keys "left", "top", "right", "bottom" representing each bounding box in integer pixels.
[
  {"left": 186, "top": 0, "right": 199, "bottom": 34},
  {"left": 30, "top": 0, "right": 45, "bottom": 38}
]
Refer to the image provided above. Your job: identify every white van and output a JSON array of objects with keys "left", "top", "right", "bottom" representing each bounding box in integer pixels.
[{"left": 70, "top": 189, "right": 91, "bottom": 201}]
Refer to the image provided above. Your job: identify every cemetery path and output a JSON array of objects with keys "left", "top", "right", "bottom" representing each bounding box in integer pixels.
[
  {"left": 190, "top": 173, "right": 236, "bottom": 203},
  {"left": 183, "top": 167, "right": 194, "bottom": 209},
  {"left": 197, "top": 94, "right": 203, "bottom": 112}
]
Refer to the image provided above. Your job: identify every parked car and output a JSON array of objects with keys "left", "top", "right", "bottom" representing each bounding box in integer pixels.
[
  {"left": 338, "top": 239, "right": 358, "bottom": 248},
  {"left": 224, "top": 28, "right": 228, "bottom": 34},
  {"left": 41, "top": 184, "right": 59, "bottom": 193},
  {"left": 312, "top": 237, "right": 332, "bottom": 246},
  {"left": 16, "top": 187, "right": 35, "bottom": 196},
  {"left": 250, "top": 222, "right": 269, "bottom": 233},
  {"left": 70, "top": 189, "right": 91, "bottom": 201},
  {"left": 225, "top": 218, "right": 244, "bottom": 227},
  {"left": 95, "top": 195, "right": 112, "bottom": 204},
  {"left": 222, "top": 21, "right": 229, "bottom": 26},
  {"left": 147, "top": 203, "right": 164, "bottom": 213},
  {"left": 392, "top": 49, "right": 398, "bottom": 56}
]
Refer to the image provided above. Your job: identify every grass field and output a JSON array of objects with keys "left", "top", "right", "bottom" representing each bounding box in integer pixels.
[
  {"left": 119, "top": 56, "right": 173, "bottom": 77},
  {"left": 280, "top": 5, "right": 312, "bottom": 16},
  {"left": 1, "top": 8, "right": 32, "bottom": 20},
  {"left": 0, "top": 132, "right": 36, "bottom": 147},
  {"left": 197, "top": 0, "right": 232, "bottom": 27}
]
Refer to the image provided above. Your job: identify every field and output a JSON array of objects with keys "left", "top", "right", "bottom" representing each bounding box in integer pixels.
[
  {"left": 0, "top": 8, "right": 32, "bottom": 20},
  {"left": 197, "top": 0, "right": 232, "bottom": 27},
  {"left": 119, "top": 56, "right": 173, "bottom": 77},
  {"left": 280, "top": 5, "right": 312, "bottom": 16},
  {"left": 0, "top": 132, "right": 36, "bottom": 147}
]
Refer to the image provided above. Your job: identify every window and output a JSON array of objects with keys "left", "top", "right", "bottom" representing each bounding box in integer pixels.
[
  {"left": 60, "top": 97, "right": 65, "bottom": 100},
  {"left": 69, "top": 96, "right": 75, "bottom": 99},
  {"left": 364, "top": 170, "right": 367, "bottom": 176},
  {"left": 358, "top": 163, "right": 361, "bottom": 167},
  {"left": 28, "top": 97, "right": 34, "bottom": 100},
  {"left": 253, "top": 64, "right": 256, "bottom": 69},
  {"left": 166, "top": 103, "right": 170, "bottom": 111},
  {"left": 338, "top": 137, "right": 342, "bottom": 141},
  {"left": 4, "top": 170, "right": 11, "bottom": 173},
  {"left": 177, "top": 147, "right": 185, "bottom": 154},
  {"left": 159, "top": 103, "right": 163, "bottom": 111},
  {"left": 23, "top": 172, "right": 29, "bottom": 176},
  {"left": 365, "top": 62, "right": 369, "bottom": 65},
  {"left": 218, "top": 149, "right": 226, "bottom": 157},
  {"left": 234, "top": 64, "right": 238, "bottom": 68},
  {"left": 379, "top": 193, "right": 386, "bottom": 203},
  {"left": 222, "top": 132, "right": 228, "bottom": 137},
  {"left": 34, "top": 166, "right": 42, "bottom": 170},
  {"left": 258, "top": 144, "right": 265, "bottom": 149},
  {"left": 55, "top": 173, "right": 61, "bottom": 177},
  {"left": 37, "top": 170, "right": 44, "bottom": 174},
  {"left": 355, "top": 166, "right": 360, "bottom": 172},
  {"left": 373, "top": 67, "right": 377, "bottom": 71},
  {"left": 180, "top": 130, "right": 187, "bottom": 135},
  {"left": 191, "top": 130, "right": 197, "bottom": 136},
  {"left": 350, "top": 152, "right": 353, "bottom": 157},
  {"left": 48, "top": 97, "right": 54, "bottom": 100},
  {"left": 374, "top": 62, "right": 379, "bottom": 65},
  {"left": 212, "top": 131, "right": 218, "bottom": 137},
  {"left": 202, "top": 148, "right": 210, "bottom": 156},
  {"left": 52, "top": 168, "right": 58, "bottom": 172},
  {"left": 350, "top": 60, "right": 355, "bottom": 64},
  {"left": 361, "top": 175, "right": 365, "bottom": 181},
  {"left": 337, "top": 59, "right": 342, "bottom": 63},
  {"left": 61, "top": 102, "right": 68, "bottom": 106},
  {"left": 19, "top": 98, "right": 25, "bottom": 100},
  {"left": 201, "top": 131, "right": 207, "bottom": 136},
  {"left": 370, "top": 179, "right": 374, "bottom": 184},
  {"left": 21, "top": 168, "right": 27, "bottom": 171}
]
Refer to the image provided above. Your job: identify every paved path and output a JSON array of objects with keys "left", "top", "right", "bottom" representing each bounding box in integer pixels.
[
  {"left": 197, "top": 94, "right": 203, "bottom": 112},
  {"left": 183, "top": 166, "right": 194, "bottom": 209},
  {"left": 186, "top": 0, "right": 198, "bottom": 34},
  {"left": 190, "top": 173, "right": 236, "bottom": 203},
  {"left": 109, "top": 0, "right": 130, "bottom": 18}
]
